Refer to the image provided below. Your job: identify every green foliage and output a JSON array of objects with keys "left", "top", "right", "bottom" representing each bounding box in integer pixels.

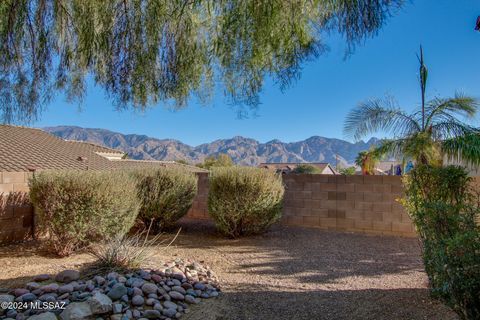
[
  {"left": 0, "top": 0, "right": 403, "bottom": 123},
  {"left": 89, "top": 228, "right": 179, "bottom": 271},
  {"left": 208, "top": 166, "right": 284, "bottom": 238},
  {"left": 197, "top": 154, "right": 234, "bottom": 170},
  {"left": 344, "top": 48, "right": 480, "bottom": 166},
  {"left": 355, "top": 149, "right": 380, "bottom": 175},
  {"left": 292, "top": 164, "right": 322, "bottom": 174},
  {"left": 401, "top": 165, "right": 480, "bottom": 319},
  {"left": 134, "top": 168, "right": 197, "bottom": 231},
  {"left": 338, "top": 166, "right": 356, "bottom": 175},
  {"left": 29, "top": 170, "right": 139, "bottom": 256}
]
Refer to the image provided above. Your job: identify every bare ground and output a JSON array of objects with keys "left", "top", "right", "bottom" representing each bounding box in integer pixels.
[{"left": 0, "top": 219, "right": 457, "bottom": 320}]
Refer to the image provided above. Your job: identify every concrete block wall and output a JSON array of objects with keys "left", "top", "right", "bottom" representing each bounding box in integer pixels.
[
  {"left": 282, "top": 175, "right": 415, "bottom": 237},
  {"left": 186, "top": 173, "right": 417, "bottom": 237},
  {"left": 0, "top": 172, "right": 34, "bottom": 244}
]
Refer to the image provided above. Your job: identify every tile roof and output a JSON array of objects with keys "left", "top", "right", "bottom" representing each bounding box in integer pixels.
[{"left": 0, "top": 125, "right": 206, "bottom": 172}]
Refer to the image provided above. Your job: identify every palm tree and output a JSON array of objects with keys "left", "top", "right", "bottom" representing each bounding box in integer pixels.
[
  {"left": 344, "top": 47, "right": 480, "bottom": 166},
  {"left": 355, "top": 150, "right": 380, "bottom": 175}
]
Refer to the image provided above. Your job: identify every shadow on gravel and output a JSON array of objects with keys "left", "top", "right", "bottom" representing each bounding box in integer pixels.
[
  {"left": 175, "top": 219, "right": 424, "bottom": 285},
  {"left": 186, "top": 287, "right": 458, "bottom": 320}
]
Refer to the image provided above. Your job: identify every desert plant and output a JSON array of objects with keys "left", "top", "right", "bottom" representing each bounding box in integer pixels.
[
  {"left": 89, "top": 225, "right": 181, "bottom": 271},
  {"left": 338, "top": 166, "right": 356, "bottom": 175},
  {"left": 29, "top": 170, "right": 139, "bottom": 256},
  {"left": 208, "top": 166, "right": 284, "bottom": 237},
  {"left": 134, "top": 168, "right": 197, "bottom": 232},
  {"left": 197, "top": 154, "right": 234, "bottom": 170},
  {"left": 402, "top": 165, "right": 480, "bottom": 319},
  {"left": 344, "top": 47, "right": 480, "bottom": 166},
  {"left": 292, "top": 164, "right": 321, "bottom": 174},
  {"left": 355, "top": 149, "right": 381, "bottom": 175}
]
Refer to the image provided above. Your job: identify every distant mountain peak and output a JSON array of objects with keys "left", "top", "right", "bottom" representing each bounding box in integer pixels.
[{"left": 43, "top": 126, "right": 380, "bottom": 166}]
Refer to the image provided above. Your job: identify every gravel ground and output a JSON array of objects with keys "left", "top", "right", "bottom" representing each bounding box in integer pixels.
[{"left": 0, "top": 219, "right": 458, "bottom": 320}]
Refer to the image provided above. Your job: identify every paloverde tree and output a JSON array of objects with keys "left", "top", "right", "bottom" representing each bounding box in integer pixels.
[
  {"left": 344, "top": 47, "right": 480, "bottom": 166},
  {"left": 0, "top": 0, "right": 403, "bottom": 123}
]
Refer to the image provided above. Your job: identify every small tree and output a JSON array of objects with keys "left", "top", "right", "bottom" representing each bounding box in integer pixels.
[
  {"left": 338, "top": 166, "right": 356, "bottom": 175},
  {"left": 355, "top": 150, "right": 380, "bottom": 175},
  {"left": 292, "top": 164, "right": 321, "bottom": 174},
  {"left": 197, "top": 154, "right": 234, "bottom": 170}
]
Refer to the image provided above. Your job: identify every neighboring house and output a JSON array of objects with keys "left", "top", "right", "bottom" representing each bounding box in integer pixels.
[
  {"left": 258, "top": 162, "right": 337, "bottom": 174},
  {"left": 0, "top": 125, "right": 206, "bottom": 173}
]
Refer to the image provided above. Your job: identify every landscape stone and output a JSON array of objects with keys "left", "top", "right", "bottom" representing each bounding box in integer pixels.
[
  {"left": 56, "top": 271, "right": 80, "bottom": 284},
  {"left": 140, "top": 284, "right": 157, "bottom": 295},
  {"left": 161, "top": 309, "right": 176, "bottom": 318},
  {"left": 27, "top": 312, "right": 58, "bottom": 320},
  {"left": 171, "top": 287, "right": 186, "bottom": 295},
  {"left": 33, "top": 275, "right": 51, "bottom": 282},
  {"left": 88, "top": 293, "right": 112, "bottom": 315},
  {"left": 60, "top": 302, "right": 93, "bottom": 320},
  {"left": 131, "top": 296, "right": 144, "bottom": 307},
  {"left": 162, "top": 301, "right": 177, "bottom": 310},
  {"left": 112, "top": 304, "right": 122, "bottom": 314},
  {"left": 14, "top": 289, "right": 30, "bottom": 297},
  {"left": 168, "top": 292, "right": 184, "bottom": 301},
  {"left": 107, "top": 285, "right": 127, "bottom": 301},
  {"left": 42, "top": 284, "right": 59, "bottom": 293},
  {"left": 142, "top": 310, "right": 161, "bottom": 319},
  {"left": 58, "top": 285, "right": 74, "bottom": 294},
  {"left": 184, "top": 296, "right": 197, "bottom": 304}
]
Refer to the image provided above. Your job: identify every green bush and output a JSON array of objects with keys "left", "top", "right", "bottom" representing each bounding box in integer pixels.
[
  {"left": 292, "top": 164, "right": 321, "bottom": 174},
  {"left": 134, "top": 168, "right": 197, "bottom": 231},
  {"left": 208, "top": 167, "right": 284, "bottom": 237},
  {"left": 402, "top": 165, "right": 480, "bottom": 319},
  {"left": 29, "top": 170, "right": 140, "bottom": 256}
]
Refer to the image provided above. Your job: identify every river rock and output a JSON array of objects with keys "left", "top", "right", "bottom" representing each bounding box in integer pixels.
[
  {"left": 27, "top": 312, "right": 58, "bottom": 320},
  {"left": 168, "top": 291, "right": 184, "bottom": 301},
  {"left": 140, "top": 284, "right": 157, "bottom": 295},
  {"left": 55, "top": 271, "right": 80, "bottom": 284},
  {"left": 88, "top": 292, "right": 112, "bottom": 315},
  {"left": 59, "top": 302, "right": 93, "bottom": 320},
  {"left": 107, "top": 285, "right": 127, "bottom": 301}
]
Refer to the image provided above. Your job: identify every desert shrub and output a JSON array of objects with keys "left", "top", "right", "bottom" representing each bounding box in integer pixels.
[
  {"left": 338, "top": 166, "right": 356, "bottom": 175},
  {"left": 208, "top": 166, "right": 284, "bottom": 237},
  {"left": 29, "top": 170, "right": 139, "bottom": 256},
  {"left": 89, "top": 226, "right": 180, "bottom": 271},
  {"left": 401, "top": 165, "right": 480, "bottom": 319},
  {"left": 292, "top": 164, "right": 321, "bottom": 174},
  {"left": 134, "top": 168, "right": 197, "bottom": 231}
]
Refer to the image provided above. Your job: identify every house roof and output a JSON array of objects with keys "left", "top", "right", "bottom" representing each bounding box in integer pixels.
[
  {"left": 258, "top": 162, "right": 337, "bottom": 174},
  {"left": 0, "top": 125, "right": 207, "bottom": 173}
]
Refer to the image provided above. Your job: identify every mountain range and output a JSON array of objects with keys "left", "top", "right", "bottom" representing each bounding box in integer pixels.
[{"left": 43, "top": 126, "right": 380, "bottom": 167}]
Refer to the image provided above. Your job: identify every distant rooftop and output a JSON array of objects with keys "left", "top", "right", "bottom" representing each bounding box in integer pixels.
[{"left": 0, "top": 125, "right": 206, "bottom": 173}]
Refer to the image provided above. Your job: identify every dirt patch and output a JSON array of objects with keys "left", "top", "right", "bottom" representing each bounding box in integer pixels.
[{"left": 0, "top": 219, "right": 458, "bottom": 320}]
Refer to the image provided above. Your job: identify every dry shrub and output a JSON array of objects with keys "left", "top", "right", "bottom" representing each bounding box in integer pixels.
[
  {"left": 208, "top": 166, "right": 284, "bottom": 237},
  {"left": 134, "top": 168, "right": 197, "bottom": 232},
  {"left": 29, "top": 170, "right": 139, "bottom": 256}
]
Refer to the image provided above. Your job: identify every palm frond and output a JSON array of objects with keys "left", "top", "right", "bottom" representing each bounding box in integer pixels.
[
  {"left": 442, "top": 133, "right": 480, "bottom": 167},
  {"left": 424, "top": 93, "right": 479, "bottom": 127},
  {"left": 343, "top": 97, "right": 421, "bottom": 141},
  {"left": 431, "top": 120, "right": 480, "bottom": 140},
  {"left": 375, "top": 138, "right": 407, "bottom": 160}
]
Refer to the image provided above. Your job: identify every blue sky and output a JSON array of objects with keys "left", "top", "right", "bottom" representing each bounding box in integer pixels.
[{"left": 36, "top": 0, "right": 480, "bottom": 146}]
